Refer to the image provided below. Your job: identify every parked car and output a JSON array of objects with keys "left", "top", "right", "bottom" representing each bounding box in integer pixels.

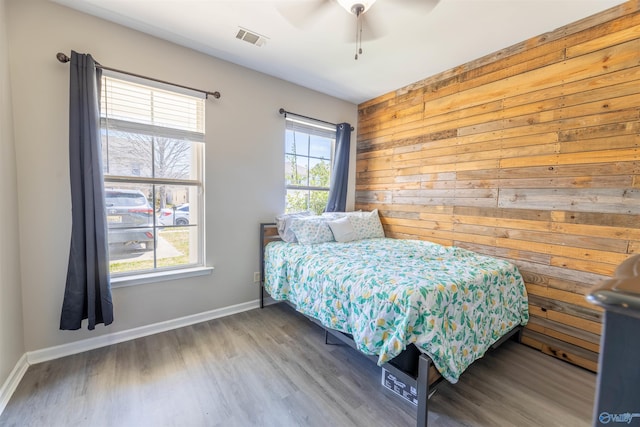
[
  {"left": 158, "top": 203, "right": 190, "bottom": 226},
  {"left": 105, "top": 189, "right": 155, "bottom": 252}
]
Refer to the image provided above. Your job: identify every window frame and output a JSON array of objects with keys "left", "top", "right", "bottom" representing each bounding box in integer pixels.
[
  {"left": 100, "top": 72, "right": 207, "bottom": 281},
  {"left": 284, "top": 116, "right": 336, "bottom": 214}
]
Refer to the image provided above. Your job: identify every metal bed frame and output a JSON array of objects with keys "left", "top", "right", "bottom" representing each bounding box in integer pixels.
[{"left": 259, "top": 222, "right": 522, "bottom": 427}]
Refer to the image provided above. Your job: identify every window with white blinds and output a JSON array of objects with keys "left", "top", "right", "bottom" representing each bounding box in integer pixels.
[
  {"left": 284, "top": 116, "right": 335, "bottom": 215},
  {"left": 100, "top": 73, "right": 205, "bottom": 277}
]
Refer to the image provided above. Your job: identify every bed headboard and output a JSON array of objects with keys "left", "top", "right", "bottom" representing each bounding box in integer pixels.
[{"left": 260, "top": 222, "right": 280, "bottom": 247}]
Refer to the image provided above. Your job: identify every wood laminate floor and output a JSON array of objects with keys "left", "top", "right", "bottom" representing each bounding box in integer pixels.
[{"left": 1, "top": 303, "right": 596, "bottom": 427}]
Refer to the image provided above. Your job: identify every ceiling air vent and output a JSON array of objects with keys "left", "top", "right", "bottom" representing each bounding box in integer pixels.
[{"left": 236, "top": 27, "right": 268, "bottom": 47}]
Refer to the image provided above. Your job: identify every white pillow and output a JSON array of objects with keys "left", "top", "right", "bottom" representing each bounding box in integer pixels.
[
  {"left": 327, "top": 216, "right": 358, "bottom": 243},
  {"left": 290, "top": 216, "right": 335, "bottom": 245},
  {"left": 322, "top": 210, "right": 361, "bottom": 219},
  {"left": 321, "top": 212, "right": 347, "bottom": 220},
  {"left": 349, "top": 209, "right": 385, "bottom": 239},
  {"left": 275, "top": 211, "right": 312, "bottom": 243}
]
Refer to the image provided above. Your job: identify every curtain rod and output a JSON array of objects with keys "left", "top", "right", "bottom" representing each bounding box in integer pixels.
[
  {"left": 279, "top": 108, "right": 354, "bottom": 132},
  {"left": 56, "top": 52, "right": 221, "bottom": 99}
]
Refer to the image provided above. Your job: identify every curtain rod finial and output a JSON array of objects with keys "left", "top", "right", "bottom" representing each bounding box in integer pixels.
[{"left": 56, "top": 52, "right": 70, "bottom": 63}]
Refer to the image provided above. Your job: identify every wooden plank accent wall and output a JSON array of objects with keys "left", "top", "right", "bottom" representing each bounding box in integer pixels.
[{"left": 355, "top": 0, "right": 640, "bottom": 372}]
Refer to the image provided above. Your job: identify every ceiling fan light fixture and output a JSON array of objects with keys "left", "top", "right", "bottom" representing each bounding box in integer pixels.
[
  {"left": 335, "top": 0, "right": 378, "bottom": 60},
  {"left": 336, "top": 0, "right": 376, "bottom": 15}
]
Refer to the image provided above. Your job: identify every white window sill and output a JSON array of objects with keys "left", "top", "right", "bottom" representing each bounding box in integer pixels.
[{"left": 111, "top": 266, "right": 214, "bottom": 288}]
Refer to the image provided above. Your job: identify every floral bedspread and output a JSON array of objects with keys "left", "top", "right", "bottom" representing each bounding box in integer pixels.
[{"left": 264, "top": 238, "right": 529, "bottom": 383}]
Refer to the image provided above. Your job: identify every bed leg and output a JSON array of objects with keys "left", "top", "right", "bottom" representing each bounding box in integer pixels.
[
  {"left": 260, "top": 284, "right": 264, "bottom": 308},
  {"left": 324, "top": 330, "right": 340, "bottom": 346},
  {"left": 416, "top": 354, "right": 430, "bottom": 427}
]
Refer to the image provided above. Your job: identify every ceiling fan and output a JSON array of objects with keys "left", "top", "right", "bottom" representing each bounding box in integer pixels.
[
  {"left": 277, "top": 0, "right": 439, "bottom": 60},
  {"left": 337, "top": 0, "right": 376, "bottom": 60}
]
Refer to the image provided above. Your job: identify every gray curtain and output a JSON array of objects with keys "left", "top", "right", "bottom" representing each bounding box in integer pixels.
[
  {"left": 326, "top": 122, "right": 351, "bottom": 212},
  {"left": 60, "top": 51, "right": 113, "bottom": 330}
]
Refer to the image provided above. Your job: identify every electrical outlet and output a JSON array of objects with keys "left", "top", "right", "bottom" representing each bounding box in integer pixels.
[{"left": 253, "top": 272, "right": 260, "bottom": 283}]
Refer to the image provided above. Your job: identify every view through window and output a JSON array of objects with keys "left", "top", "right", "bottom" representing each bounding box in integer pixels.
[
  {"left": 285, "top": 116, "right": 335, "bottom": 214},
  {"left": 101, "top": 74, "right": 205, "bottom": 276}
]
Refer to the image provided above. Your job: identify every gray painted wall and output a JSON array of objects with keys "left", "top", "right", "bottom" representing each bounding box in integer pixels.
[
  {"left": 5, "top": 0, "right": 356, "bottom": 353},
  {"left": 0, "top": 0, "right": 25, "bottom": 391}
]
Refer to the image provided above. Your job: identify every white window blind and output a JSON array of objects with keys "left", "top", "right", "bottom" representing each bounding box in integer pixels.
[
  {"left": 101, "top": 76, "right": 205, "bottom": 142},
  {"left": 285, "top": 116, "right": 335, "bottom": 139}
]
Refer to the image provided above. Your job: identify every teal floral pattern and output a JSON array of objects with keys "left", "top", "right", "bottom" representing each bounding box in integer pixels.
[
  {"left": 348, "top": 209, "right": 385, "bottom": 239},
  {"left": 264, "top": 238, "right": 529, "bottom": 383},
  {"left": 289, "top": 216, "right": 335, "bottom": 245}
]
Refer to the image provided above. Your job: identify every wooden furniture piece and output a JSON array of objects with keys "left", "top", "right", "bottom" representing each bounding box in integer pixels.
[{"left": 259, "top": 222, "right": 523, "bottom": 427}]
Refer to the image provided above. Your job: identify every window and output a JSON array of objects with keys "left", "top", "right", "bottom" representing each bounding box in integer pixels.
[
  {"left": 284, "top": 117, "right": 335, "bottom": 215},
  {"left": 101, "top": 74, "right": 205, "bottom": 277}
]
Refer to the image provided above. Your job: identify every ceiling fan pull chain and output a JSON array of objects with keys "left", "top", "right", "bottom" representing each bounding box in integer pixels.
[
  {"left": 355, "top": 8, "right": 359, "bottom": 59},
  {"left": 353, "top": 3, "right": 364, "bottom": 60},
  {"left": 359, "top": 20, "right": 363, "bottom": 56}
]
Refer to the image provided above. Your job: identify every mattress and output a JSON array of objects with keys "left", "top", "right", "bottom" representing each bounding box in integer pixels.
[{"left": 264, "top": 237, "right": 529, "bottom": 383}]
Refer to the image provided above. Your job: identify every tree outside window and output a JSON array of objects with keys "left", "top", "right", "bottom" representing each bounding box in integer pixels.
[
  {"left": 101, "top": 75, "right": 204, "bottom": 276},
  {"left": 284, "top": 117, "right": 334, "bottom": 215}
]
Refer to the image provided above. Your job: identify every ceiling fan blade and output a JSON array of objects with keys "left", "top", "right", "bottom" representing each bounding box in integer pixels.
[
  {"left": 278, "top": 0, "right": 440, "bottom": 47},
  {"left": 276, "top": 0, "right": 334, "bottom": 29},
  {"left": 393, "top": 0, "right": 441, "bottom": 14},
  {"left": 360, "top": 6, "right": 388, "bottom": 41},
  {"left": 357, "top": 0, "right": 439, "bottom": 42}
]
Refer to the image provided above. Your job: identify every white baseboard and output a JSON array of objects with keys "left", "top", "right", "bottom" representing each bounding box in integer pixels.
[
  {"left": 1, "top": 298, "right": 280, "bottom": 417},
  {"left": 0, "top": 353, "right": 28, "bottom": 416},
  {"left": 27, "top": 298, "right": 262, "bottom": 365}
]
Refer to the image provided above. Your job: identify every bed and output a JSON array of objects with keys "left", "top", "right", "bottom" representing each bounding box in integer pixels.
[{"left": 260, "top": 213, "right": 529, "bottom": 426}]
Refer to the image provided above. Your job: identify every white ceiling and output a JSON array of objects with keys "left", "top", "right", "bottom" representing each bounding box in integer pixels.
[{"left": 51, "top": 0, "right": 626, "bottom": 104}]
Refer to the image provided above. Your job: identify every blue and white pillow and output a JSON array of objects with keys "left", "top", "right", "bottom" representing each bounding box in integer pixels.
[
  {"left": 290, "top": 216, "right": 335, "bottom": 245},
  {"left": 275, "top": 211, "right": 312, "bottom": 243},
  {"left": 348, "top": 209, "right": 385, "bottom": 240}
]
